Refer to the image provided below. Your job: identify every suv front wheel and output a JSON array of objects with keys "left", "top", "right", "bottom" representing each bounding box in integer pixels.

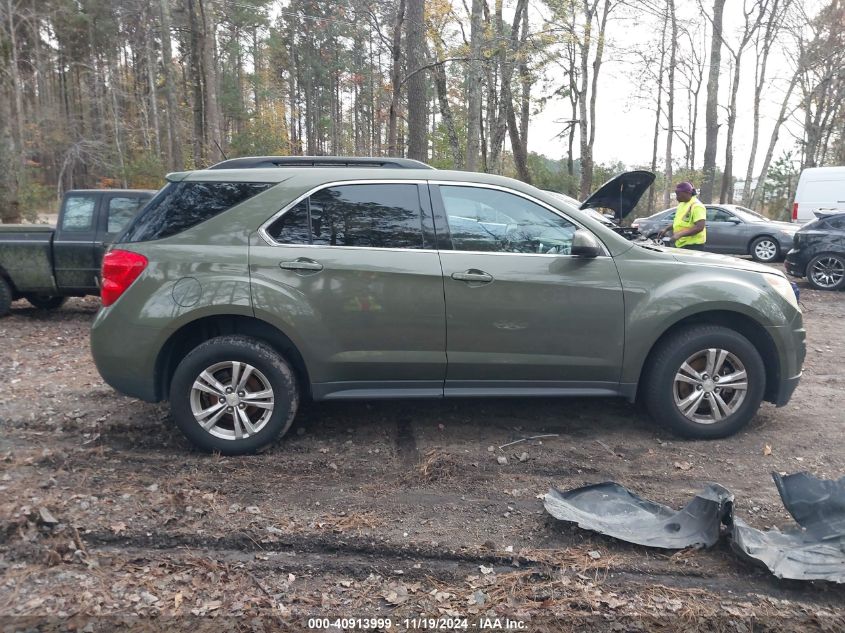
[
  {"left": 643, "top": 325, "right": 765, "bottom": 439},
  {"left": 170, "top": 336, "right": 299, "bottom": 454}
]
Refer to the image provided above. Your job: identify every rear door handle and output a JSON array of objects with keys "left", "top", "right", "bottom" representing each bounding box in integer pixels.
[
  {"left": 279, "top": 258, "right": 323, "bottom": 272},
  {"left": 451, "top": 269, "right": 493, "bottom": 284}
]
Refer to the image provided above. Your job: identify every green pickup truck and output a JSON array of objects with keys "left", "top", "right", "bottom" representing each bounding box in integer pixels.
[{"left": 0, "top": 188, "right": 156, "bottom": 316}]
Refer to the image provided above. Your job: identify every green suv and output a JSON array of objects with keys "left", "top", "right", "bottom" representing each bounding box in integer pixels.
[{"left": 90, "top": 164, "right": 805, "bottom": 454}]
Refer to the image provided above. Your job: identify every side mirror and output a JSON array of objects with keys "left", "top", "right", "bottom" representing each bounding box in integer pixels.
[
  {"left": 729, "top": 218, "right": 741, "bottom": 224},
  {"left": 571, "top": 229, "right": 602, "bottom": 258}
]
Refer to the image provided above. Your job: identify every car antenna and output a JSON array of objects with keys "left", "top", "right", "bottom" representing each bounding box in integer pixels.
[{"left": 214, "top": 140, "right": 228, "bottom": 161}]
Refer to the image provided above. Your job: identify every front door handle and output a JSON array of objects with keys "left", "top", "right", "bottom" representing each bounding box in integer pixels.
[
  {"left": 279, "top": 258, "right": 323, "bottom": 272},
  {"left": 451, "top": 269, "right": 493, "bottom": 284}
]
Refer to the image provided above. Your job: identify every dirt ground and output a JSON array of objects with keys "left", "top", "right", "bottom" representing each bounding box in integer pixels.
[{"left": 2, "top": 271, "right": 844, "bottom": 632}]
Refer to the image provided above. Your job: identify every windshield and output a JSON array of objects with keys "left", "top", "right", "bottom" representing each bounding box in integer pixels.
[{"left": 543, "top": 190, "right": 581, "bottom": 209}]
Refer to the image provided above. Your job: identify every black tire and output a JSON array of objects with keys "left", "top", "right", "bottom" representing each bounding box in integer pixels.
[
  {"left": 642, "top": 325, "right": 766, "bottom": 439},
  {"left": 805, "top": 253, "right": 845, "bottom": 291},
  {"left": 0, "top": 277, "right": 11, "bottom": 317},
  {"left": 25, "top": 295, "right": 67, "bottom": 311},
  {"left": 749, "top": 236, "right": 780, "bottom": 263},
  {"left": 170, "top": 335, "right": 299, "bottom": 455}
]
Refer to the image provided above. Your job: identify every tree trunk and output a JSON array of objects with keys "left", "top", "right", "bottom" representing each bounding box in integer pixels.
[
  {"left": 465, "top": 0, "right": 484, "bottom": 171},
  {"left": 432, "top": 57, "right": 463, "bottom": 168},
  {"left": 750, "top": 71, "right": 799, "bottom": 209},
  {"left": 160, "top": 0, "right": 183, "bottom": 170},
  {"left": 663, "top": 0, "right": 677, "bottom": 209},
  {"left": 720, "top": 56, "right": 742, "bottom": 203},
  {"left": 145, "top": 14, "right": 162, "bottom": 158},
  {"left": 577, "top": 1, "right": 592, "bottom": 198},
  {"left": 387, "top": 0, "right": 405, "bottom": 156},
  {"left": 0, "top": 80, "right": 22, "bottom": 224},
  {"left": 6, "top": 0, "right": 25, "bottom": 157},
  {"left": 186, "top": 0, "right": 205, "bottom": 167},
  {"left": 199, "top": 0, "right": 222, "bottom": 163},
  {"left": 700, "top": 0, "right": 726, "bottom": 204},
  {"left": 742, "top": 0, "right": 785, "bottom": 205},
  {"left": 587, "top": 0, "right": 611, "bottom": 186},
  {"left": 649, "top": 8, "right": 668, "bottom": 215},
  {"left": 518, "top": 11, "right": 531, "bottom": 160},
  {"left": 405, "top": 0, "right": 427, "bottom": 161}
]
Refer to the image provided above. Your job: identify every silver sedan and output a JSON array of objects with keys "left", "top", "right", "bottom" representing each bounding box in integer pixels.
[{"left": 632, "top": 205, "right": 799, "bottom": 262}]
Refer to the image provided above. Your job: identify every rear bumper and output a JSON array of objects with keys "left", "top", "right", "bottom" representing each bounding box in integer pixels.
[
  {"left": 784, "top": 250, "right": 806, "bottom": 278},
  {"left": 90, "top": 307, "right": 162, "bottom": 402}
]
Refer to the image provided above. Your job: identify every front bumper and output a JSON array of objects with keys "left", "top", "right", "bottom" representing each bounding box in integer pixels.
[{"left": 765, "top": 312, "right": 805, "bottom": 407}]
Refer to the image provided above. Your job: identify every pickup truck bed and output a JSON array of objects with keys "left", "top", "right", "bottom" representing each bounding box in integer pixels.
[
  {"left": 0, "top": 225, "right": 57, "bottom": 293},
  {"left": 0, "top": 188, "right": 157, "bottom": 316}
]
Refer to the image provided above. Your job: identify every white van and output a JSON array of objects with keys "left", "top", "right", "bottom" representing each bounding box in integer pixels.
[{"left": 792, "top": 166, "right": 845, "bottom": 223}]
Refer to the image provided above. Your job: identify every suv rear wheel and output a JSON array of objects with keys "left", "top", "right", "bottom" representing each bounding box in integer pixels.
[
  {"left": 170, "top": 336, "right": 299, "bottom": 454},
  {"left": 643, "top": 325, "right": 765, "bottom": 439},
  {"left": 806, "top": 254, "right": 845, "bottom": 290}
]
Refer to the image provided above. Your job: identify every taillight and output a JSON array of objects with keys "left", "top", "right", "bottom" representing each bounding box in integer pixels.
[
  {"left": 792, "top": 202, "right": 798, "bottom": 222},
  {"left": 101, "top": 249, "right": 148, "bottom": 307}
]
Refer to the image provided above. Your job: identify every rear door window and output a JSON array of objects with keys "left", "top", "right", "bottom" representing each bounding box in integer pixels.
[
  {"left": 708, "top": 208, "right": 735, "bottom": 222},
  {"left": 267, "top": 184, "right": 425, "bottom": 249},
  {"left": 119, "top": 181, "right": 273, "bottom": 243},
  {"left": 107, "top": 196, "right": 149, "bottom": 234},
  {"left": 61, "top": 195, "right": 97, "bottom": 232}
]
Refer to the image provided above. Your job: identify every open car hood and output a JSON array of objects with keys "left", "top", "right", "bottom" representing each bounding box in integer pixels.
[{"left": 580, "top": 170, "right": 655, "bottom": 220}]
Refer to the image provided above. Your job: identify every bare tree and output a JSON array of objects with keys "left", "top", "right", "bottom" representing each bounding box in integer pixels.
[
  {"left": 742, "top": 0, "right": 792, "bottom": 205},
  {"left": 160, "top": 0, "right": 183, "bottom": 170},
  {"left": 578, "top": 0, "right": 614, "bottom": 199},
  {"left": 720, "top": 0, "right": 769, "bottom": 203},
  {"left": 465, "top": 0, "right": 483, "bottom": 170},
  {"left": 663, "top": 0, "right": 677, "bottom": 208},
  {"left": 406, "top": 0, "right": 427, "bottom": 161},
  {"left": 387, "top": 0, "right": 406, "bottom": 156},
  {"left": 700, "top": 0, "right": 726, "bottom": 203}
]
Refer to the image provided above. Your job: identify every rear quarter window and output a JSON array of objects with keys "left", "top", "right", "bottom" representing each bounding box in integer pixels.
[{"left": 119, "top": 181, "right": 272, "bottom": 243}]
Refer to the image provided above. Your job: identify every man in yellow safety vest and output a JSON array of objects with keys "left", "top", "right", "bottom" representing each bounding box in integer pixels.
[{"left": 658, "top": 182, "right": 707, "bottom": 250}]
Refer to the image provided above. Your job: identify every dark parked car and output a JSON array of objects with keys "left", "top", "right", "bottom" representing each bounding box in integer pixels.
[
  {"left": 90, "top": 164, "right": 804, "bottom": 454},
  {"left": 785, "top": 212, "right": 845, "bottom": 290},
  {"left": 0, "top": 189, "right": 156, "bottom": 316},
  {"left": 632, "top": 204, "right": 799, "bottom": 262}
]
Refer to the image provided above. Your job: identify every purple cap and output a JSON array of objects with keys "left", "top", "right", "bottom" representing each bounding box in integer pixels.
[{"left": 675, "top": 182, "right": 694, "bottom": 193}]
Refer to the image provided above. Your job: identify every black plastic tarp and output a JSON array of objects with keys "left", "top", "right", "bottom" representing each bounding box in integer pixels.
[{"left": 544, "top": 472, "right": 845, "bottom": 583}]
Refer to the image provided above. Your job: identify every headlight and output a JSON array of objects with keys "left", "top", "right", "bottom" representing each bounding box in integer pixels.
[{"left": 765, "top": 274, "right": 800, "bottom": 311}]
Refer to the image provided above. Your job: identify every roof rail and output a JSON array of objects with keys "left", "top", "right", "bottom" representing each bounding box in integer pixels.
[{"left": 207, "top": 156, "right": 434, "bottom": 170}]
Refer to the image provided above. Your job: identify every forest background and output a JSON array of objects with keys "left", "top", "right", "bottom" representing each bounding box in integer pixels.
[{"left": 0, "top": 0, "right": 843, "bottom": 223}]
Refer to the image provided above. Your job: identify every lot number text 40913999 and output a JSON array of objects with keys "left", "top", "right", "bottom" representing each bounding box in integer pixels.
[{"left": 307, "top": 617, "right": 527, "bottom": 630}]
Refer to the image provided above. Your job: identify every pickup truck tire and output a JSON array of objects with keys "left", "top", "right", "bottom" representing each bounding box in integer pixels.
[
  {"left": 0, "top": 277, "right": 11, "bottom": 317},
  {"left": 25, "top": 295, "right": 67, "bottom": 311},
  {"left": 642, "top": 325, "right": 765, "bottom": 439},
  {"left": 169, "top": 335, "right": 299, "bottom": 455}
]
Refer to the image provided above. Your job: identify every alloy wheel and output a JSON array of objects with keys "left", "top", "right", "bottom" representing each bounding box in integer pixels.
[
  {"left": 189, "top": 361, "right": 275, "bottom": 440},
  {"left": 673, "top": 348, "right": 748, "bottom": 425},
  {"left": 753, "top": 239, "right": 778, "bottom": 261},
  {"left": 809, "top": 257, "right": 845, "bottom": 289}
]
